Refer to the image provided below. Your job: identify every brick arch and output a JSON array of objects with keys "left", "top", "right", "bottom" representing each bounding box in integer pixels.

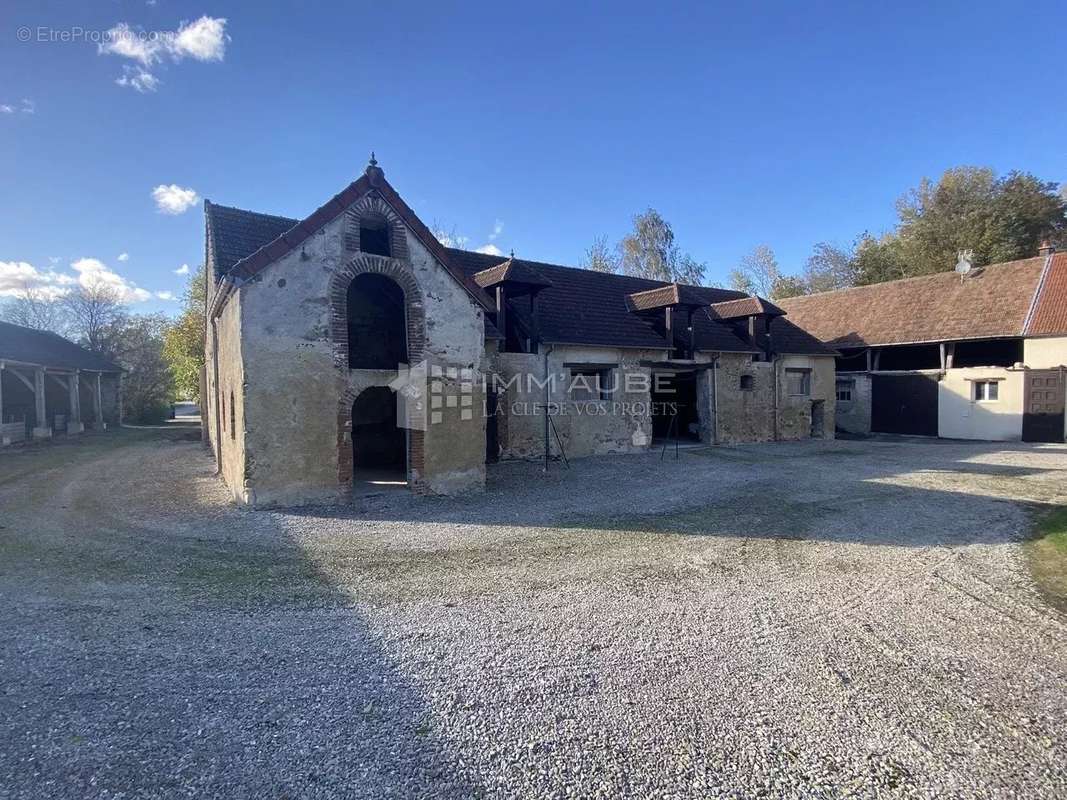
[
  {"left": 344, "top": 193, "right": 410, "bottom": 260},
  {"left": 332, "top": 254, "right": 426, "bottom": 491}
]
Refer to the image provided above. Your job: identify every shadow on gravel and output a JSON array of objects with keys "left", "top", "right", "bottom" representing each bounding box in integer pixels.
[
  {"left": 0, "top": 435, "right": 483, "bottom": 799},
  {"left": 281, "top": 440, "right": 1067, "bottom": 550}
]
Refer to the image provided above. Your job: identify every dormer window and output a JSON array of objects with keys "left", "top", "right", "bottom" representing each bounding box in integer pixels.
[{"left": 360, "top": 217, "right": 391, "bottom": 257}]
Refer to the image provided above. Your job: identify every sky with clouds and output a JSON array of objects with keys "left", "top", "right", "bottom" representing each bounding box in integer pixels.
[{"left": 2, "top": 0, "right": 1065, "bottom": 315}]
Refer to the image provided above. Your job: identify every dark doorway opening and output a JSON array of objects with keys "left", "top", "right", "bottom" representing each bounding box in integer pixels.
[
  {"left": 360, "top": 218, "right": 392, "bottom": 257},
  {"left": 810, "top": 400, "right": 825, "bottom": 438},
  {"left": 347, "top": 273, "right": 408, "bottom": 369},
  {"left": 351, "top": 387, "right": 407, "bottom": 487},
  {"left": 651, "top": 371, "right": 700, "bottom": 442}
]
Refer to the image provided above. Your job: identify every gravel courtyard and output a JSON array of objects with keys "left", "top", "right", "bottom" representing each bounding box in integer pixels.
[{"left": 1, "top": 430, "right": 1066, "bottom": 799}]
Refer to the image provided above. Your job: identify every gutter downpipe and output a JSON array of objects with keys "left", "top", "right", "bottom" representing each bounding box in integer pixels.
[
  {"left": 543, "top": 344, "right": 555, "bottom": 473},
  {"left": 772, "top": 355, "right": 780, "bottom": 442},
  {"left": 211, "top": 319, "right": 223, "bottom": 473},
  {"left": 712, "top": 356, "right": 720, "bottom": 445}
]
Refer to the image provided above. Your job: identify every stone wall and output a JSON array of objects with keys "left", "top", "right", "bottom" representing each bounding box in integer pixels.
[
  {"left": 777, "top": 355, "right": 836, "bottom": 440},
  {"left": 714, "top": 355, "right": 776, "bottom": 443},
  {"left": 489, "top": 346, "right": 663, "bottom": 460},
  {"left": 225, "top": 191, "right": 485, "bottom": 506},
  {"left": 834, "top": 373, "right": 871, "bottom": 435}
]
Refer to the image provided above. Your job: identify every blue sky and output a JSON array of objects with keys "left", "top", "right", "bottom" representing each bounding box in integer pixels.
[{"left": 2, "top": 0, "right": 1065, "bottom": 315}]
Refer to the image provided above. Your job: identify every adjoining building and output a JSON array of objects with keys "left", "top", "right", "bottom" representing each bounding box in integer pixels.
[
  {"left": 202, "top": 159, "right": 837, "bottom": 507},
  {"left": 0, "top": 321, "right": 122, "bottom": 445},
  {"left": 778, "top": 248, "right": 1067, "bottom": 443}
]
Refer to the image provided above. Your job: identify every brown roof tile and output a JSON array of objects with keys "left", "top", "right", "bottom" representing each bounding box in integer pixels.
[
  {"left": 777, "top": 257, "right": 1050, "bottom": 347},
  {"left": 707, "top": 296, "right": 786, "bottom": 320},
  {"left": 1025, "top": 253, "right": 1067, "bottom": 337}
]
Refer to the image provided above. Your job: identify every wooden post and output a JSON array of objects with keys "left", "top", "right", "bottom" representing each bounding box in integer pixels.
[
  {"left": 946, "top": 343, "right": 955, "bottom": 369},
  {"left": 866, "top": 349, "right": 872, "bottom": 372},
  {"left": 939, "top": 342, "right": 946, "bottom": 370},
  {"left": 496, "top": 286, "right": 507, "bottom": 352},
  {"left": 872, "top": 349, "right": 882, "bottom": 371},
  {"left": 33, "top": 367, "right": 50, "bottom": 438},
  {"left": 95, "top": 373, "right": 104, "bottom": 428},
  {"left": 67, "top": 370, "right": 83, "bottom": 434}
]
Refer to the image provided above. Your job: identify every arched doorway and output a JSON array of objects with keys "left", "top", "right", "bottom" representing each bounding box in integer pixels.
[
  {"left": 347, "top": 273, "right": 408, "bottom": 369},
  {"left": 351, "top": 386, "right": 407, "bottom": 487}
]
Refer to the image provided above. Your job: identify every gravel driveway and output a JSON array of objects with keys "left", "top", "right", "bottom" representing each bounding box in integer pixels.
[{"left": 1, "top": 430, "right": 1065, "bottom": 799}]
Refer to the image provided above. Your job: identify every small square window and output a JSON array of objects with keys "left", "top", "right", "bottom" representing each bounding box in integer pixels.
[
  {"left": 974, "top": 381, "right": 999, "bottom": 402},
  {"left": 740, "top": 374, "right": 755, "bottom": 391},
  {"left": 836, "top": 379, "right": 853, "bottom": 402},
  {"left": 786, "top": 368, "right": 811, "bottom": 397},
  {"left": 570, "top": 368, "right": 614, "bottom": 401}
]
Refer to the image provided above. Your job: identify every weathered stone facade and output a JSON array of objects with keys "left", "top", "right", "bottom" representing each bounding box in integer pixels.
[{"left": 203, "top": 164, "right": 837, "bottom": 507}]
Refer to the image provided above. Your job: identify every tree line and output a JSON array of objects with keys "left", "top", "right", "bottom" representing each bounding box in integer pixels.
[
  {"left": 1, "top": 272, "right": 205, "bottom": 424},
  {"left": 586, "top": 166, "right": 1066, "bottom": 299}
]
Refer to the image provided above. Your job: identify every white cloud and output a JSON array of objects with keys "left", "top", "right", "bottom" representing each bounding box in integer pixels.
[
  {"left": 0, "top": 261, "right": 73, "bottom": 300},
  {"left": 171, "top": 16, "right": 228, "bottom": 61},
  {"left": 489, "top": 220, "right": 504, "bottom": 241},
  {"left": 475, "top": 244, "right": 503, "bottom": 257},
  {"left": 99, "top": 16, "right": 228, "bottom": 91},
  {"left": 1, "top": 99, "right": 35, "bottom": 115},
  {"left": 116, "top": 66, "right": 160, "bottom": 93},
  {"left": 155, "top": 290, "right": 176, "bottom": 301},
  {"left": 174, "top": 263, "right": 190, "bottom": 275},
  {"left": 71, "top": 257, "right": 152, "bottom": 302},
  {"left": 152, "top": 184, "right": 199, "bottom": 214},
  {"left": 117, "top": 252, "right": 130, "bottom": 262}
]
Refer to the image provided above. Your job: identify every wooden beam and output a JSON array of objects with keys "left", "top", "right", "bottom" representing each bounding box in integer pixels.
[{"left": 7, "top": 367, "right": 34, "bottom": 392}]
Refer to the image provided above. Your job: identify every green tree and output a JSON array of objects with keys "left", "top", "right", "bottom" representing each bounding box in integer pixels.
[
  {"left": 162, "top": 270, "right": 206, "bottom": 403},
  {"left": 803, "top": 242, "right": 856, "bottom": 293},
  {"left": 855, "top": 166, "right": 1065, "bottom": 284},
  {"left": 617, "top": 209, "right": 706, "bottom": 284},
  {"left": 113, "top": 314, "right": 175, "bottom": 424},
  {"left": 583, "top": 235, "right": 618, "bottom": 273}
]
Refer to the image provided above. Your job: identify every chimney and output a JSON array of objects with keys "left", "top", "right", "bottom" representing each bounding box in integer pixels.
[{"left": 1038, "top": 239, "right": 1056, "bottom": 257}]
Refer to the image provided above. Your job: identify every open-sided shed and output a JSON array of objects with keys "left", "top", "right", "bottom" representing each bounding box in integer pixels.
[{"left": 0, "top": 321, "right": 121, "bottom": 445}]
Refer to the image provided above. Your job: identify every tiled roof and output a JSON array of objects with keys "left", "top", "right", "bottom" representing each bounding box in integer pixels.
[
  {"left": 205, "top": 202, "right": 298, "bottom": 279},
  {"left": 206, "top": 167, "right": 493, "bottom": 312},
  {"left": 203, "top": 187, "right": 833, "bottom": 357},
  {"left": 626, "top": 284, "right": 709, "bottom": 311},
  {"left": 0, "top": 322, "right": 120, "bottom": 371},
  {"left": 472, "top": 258, "right": 552, "bottom": 289},
  {"left": 1025, "top": 252, "right": 1067, "bottom": 337},
  {"left": 449, "top": 249, "right": 833, "bottom": 355},
  {"left": 708, "top": 296, "right": 786, "bottom": 320},
  {"left": 777, "top": 256, "right": 1052, "bottom": 348}
]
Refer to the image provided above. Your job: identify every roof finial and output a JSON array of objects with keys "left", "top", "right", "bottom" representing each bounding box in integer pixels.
[
  {"left": 369, "top": 151, "right": 378, "bottom": 168},
  {"left": 509, "top": 248, "right": 515, "bottom": 259}
]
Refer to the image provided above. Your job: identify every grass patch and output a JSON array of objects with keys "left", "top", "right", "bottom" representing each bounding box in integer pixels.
[{"left": 1027, "top": 506, "right": 1067, "bottom": 615}]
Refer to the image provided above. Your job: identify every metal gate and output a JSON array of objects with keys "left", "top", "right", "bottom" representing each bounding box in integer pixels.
[
  {"left": 1022, "top": 369, "right": 1065, "bottom": 443},
  {"left": 871, "top": 373, "right": 939, "bottom": 436}
]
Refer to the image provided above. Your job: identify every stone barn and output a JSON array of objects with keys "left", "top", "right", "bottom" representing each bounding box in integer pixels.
[{"left": 203, "top": 158, "right": 836, "bottom": 506}]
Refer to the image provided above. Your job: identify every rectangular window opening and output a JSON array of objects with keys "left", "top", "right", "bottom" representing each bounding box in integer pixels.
[
  {"left": 570, "top": 368, "right": 615, "bottom": 402},
  {"left": 974, "top": 380, "right": 999, "bottom": 402},
  {"left": 786, "top": 368, "right": 811, "bottom": 397},
  {"left": 836, "top": 379, "right": 853, "bottom": 402}
]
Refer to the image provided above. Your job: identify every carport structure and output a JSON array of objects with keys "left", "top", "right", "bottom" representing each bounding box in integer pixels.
[{"left": 0, "top": 321, "right": 121, "bottom": 445}]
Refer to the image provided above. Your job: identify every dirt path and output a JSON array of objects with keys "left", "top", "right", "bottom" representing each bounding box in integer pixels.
[{"left": 1, "top": 431, "right": 1065, "bottom": 798}]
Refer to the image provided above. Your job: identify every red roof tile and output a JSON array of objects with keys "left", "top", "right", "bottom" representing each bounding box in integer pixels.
[
  {"left": 777, "top": 256, "right": 1051, "bottom": 347},
  {"left": 1025, "top": 252, "right": 1067, "bottom": 337}
]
